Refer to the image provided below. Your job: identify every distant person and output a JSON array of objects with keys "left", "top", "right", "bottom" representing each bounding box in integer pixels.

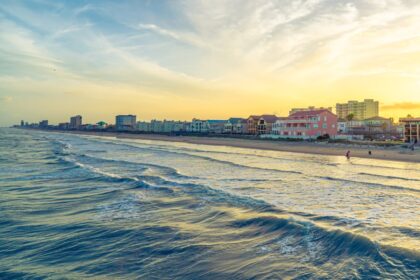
[
  {"left": 368, "top": 150, "right": 372, "bottom": 155},
  {"left": 346, "top": 150, "right": 350, "bottom": 159}
]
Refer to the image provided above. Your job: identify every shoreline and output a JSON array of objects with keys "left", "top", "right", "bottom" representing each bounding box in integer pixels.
[{"left": 26, "top": 129, "right": 420, "bottom": 163}]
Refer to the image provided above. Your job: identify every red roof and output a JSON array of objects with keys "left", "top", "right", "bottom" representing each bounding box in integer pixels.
[
  {"left": 260, "top": 115, "right": 279, "bottom": 122},
  {"left": 289, "top": 109, "right": 335, "bottom": 118},
  {"left": 248, "top": 115, "right": 261, "bottom": 120}
]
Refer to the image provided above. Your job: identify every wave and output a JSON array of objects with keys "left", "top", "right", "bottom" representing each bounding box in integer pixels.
[
  {"left": 76, "top": 137, "right": 304, "bottom": 175},
  {"left": 229, "top": 215, "right": 420, "bottom": 277},
  {"left": 358, "top": 172, "right": 420, "bottom": 182},
  {"left": 350, "top": 162, "right": 420, "bottom": 173},
  {"left": 61, "top": 156, "right": 139, "bottom": 182},
  {"left": 144, "top": 143, "right": 340, "bottom": 167},
  {"left": 78, "top": 154, "right": 197, "bottom": 180},
  {"left": 318, "top": 176, "right": 420, "bottom": 193}
]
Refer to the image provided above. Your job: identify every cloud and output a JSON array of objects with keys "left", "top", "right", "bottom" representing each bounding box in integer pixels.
[
  {"left": 74, "top": 4, "right": 97, "bottom": 15},
  {"left": 381, "top": 102, "right": 420, "bottom": 110},
  {"left": 137, "top": 23, "right": 206, "bottom": 48},
  {"left": 1, "top": 0, "right": 419, "bottom": 125}
]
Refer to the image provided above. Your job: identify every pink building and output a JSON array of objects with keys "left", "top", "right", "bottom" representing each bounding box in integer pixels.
[{"left": 272, "top": 109, "right": 338, "bottom": 139}]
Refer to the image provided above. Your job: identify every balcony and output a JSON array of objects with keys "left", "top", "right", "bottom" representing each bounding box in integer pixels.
[
  {"left": 278, "top": 119, "right": 318, "bottom": 124},
  {"left": 275, "top": 127, "right": 309, "bottom": 131}
]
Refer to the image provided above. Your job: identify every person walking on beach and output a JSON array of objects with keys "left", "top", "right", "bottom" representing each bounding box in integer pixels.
[
  {"left": 368, "top": 150, "right": 372, "bottom": 155},
  {"left": 346, "top": 150, "right": 350, "bottom": 159}
]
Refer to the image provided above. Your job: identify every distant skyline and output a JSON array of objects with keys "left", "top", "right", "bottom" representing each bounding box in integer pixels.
[{"left": 1, "top": 0, "right": 420, "bottom": 126}]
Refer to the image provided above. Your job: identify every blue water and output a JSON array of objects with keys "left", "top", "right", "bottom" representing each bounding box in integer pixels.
[{"left": 0, "top": 128, "right": 419, "bottom": 279}]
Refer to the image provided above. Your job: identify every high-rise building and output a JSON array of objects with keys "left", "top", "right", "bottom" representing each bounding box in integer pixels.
[
  {"left": 70, "top": 115, "right": 82, "bottom": 129},
  {"left": 336, "top": 99, "right": 379, "bottom": 120},
  {"left": 116, "top": 115, "right": 136, "bottom": 131},
  {"left": 21, "top": 120, "right": 24, "bottom": 127}
]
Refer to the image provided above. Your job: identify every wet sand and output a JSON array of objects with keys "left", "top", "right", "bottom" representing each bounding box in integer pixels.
[{"left": 44, "top": 130, "right": 420, "bottom": 163}]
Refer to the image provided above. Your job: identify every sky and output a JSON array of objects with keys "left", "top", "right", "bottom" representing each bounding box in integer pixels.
[{"left": 1, "top": 0, "right": 420, "bottom": 126}]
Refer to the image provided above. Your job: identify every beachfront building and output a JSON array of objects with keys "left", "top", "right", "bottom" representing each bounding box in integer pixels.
[
  {"left": 208, "top": 120, "right": 226, "bottom": 134},
  {"left": 150, "top": 120, "right": 164, "bottom": 133},
  {"left": 363, "top": 116, "right": 393, "bottom": 137},
  {"left": 234, "top": 119, "right": 248, "bottom": 134},
  {"left": 136, "top": 120, "right": 190, "bottom": 133},
  {"left": 247, "top": 115, "right": 260, "bottom": 135},
  {"left": 190, "top": 119, "right": 210, "bottom": 133},
  {"left": 272, "top": 109, "right": 337, "bottom": 139},
  {"left": 137, "top": 121, "right": 151, "bottom": 132},
  {"left": 337, "top": 121, "right": 347, "bottom": 133},
  {"left": 224, "top": 118, "right": 247, "bottom": 134},
  {"left": 337, "top": 117, "right": 401, "bottom": 140},
  {"left": 399, "top": 117, "right": 420, "bottom": 144},
  {"left": 336, "top": 99, "right": 379, "bottom": 120},
  {"left": 247, "top": 115, "right": 278, "bottom": 135},
  {"left": 116, "top": 115, "right": 136, "bottom": 131},
  {"left": 39, "top": 120, "right": 48, "bottom": 128},
  {"left": 70, "top": 115, "right": 82, "bottom": 129},
  {"left": 164, "top": 121, "right": 190, "bottom": 133},
  {"left": 58, "top": 122, "right": 70, "bottom": 130},
  {"left": 344, "top": 120, "right": 365, "bottom": 135},
  {"left": 257, "top": 115, "right": 278, "bottom": 135}
]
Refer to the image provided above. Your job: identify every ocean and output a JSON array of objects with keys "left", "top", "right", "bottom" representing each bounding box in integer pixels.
[{"left": 0, "top": 128, "right": 419, "bottom": 279}]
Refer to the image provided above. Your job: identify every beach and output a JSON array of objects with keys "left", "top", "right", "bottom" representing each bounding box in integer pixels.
[
  {"left": 2, "top": 128, "right": 420, "bottom": 279},
  {"left": 42, "top": 130, "right": 420, "bottom": 163}
]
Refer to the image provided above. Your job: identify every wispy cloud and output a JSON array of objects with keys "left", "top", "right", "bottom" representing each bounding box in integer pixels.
[
  {"left": 137, "top": 23, "right": 207, "bottom": 49},
  {"left": 0, "top": 0, "right": 419, "bottom": 125}
]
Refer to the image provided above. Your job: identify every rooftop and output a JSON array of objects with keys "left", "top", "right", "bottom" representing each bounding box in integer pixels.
[
  {"left": 289, "top": 109, "right": 335, "bottom": 118},
  {"left": 260, "top": 115, "right": 279, "bottom": 122}
]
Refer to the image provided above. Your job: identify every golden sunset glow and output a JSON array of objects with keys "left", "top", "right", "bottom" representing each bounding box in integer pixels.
[{"left": 1, "top": 0, "right": 420, "bottom": 125}]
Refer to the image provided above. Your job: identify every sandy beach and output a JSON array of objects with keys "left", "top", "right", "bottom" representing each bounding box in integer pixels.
[{"left": 39, "top": 130, "right": 420, "bottom": 163}]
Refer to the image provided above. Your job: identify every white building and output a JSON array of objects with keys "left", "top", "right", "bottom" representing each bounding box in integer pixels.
[
  {"left": 190, "top": 119, "right": 210, "bottom": 133},
  {"left": 162, "top": 120, "right": 189, "bottom": 133},
  {"left": 224, "top": 118, "right": 247, "bottom": 134},
  {"left": 137, "top": 120, "right": 190, "bottom": 133},
  {"left": 150, "top": 120, "right": 164, "bottom": 133},
  {"left": 208, "top": 120, "right": 226, "bottom": 134},
  {"left": 137, "top": 121, "right": 151, "bottom": 132}
]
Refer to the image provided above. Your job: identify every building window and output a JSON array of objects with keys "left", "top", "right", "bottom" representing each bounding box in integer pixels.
[
  {"left": 322, "top": 123, "right": 327, "bottom": 128},
  {"left": 313, "top": 124, "right": 318, "bottom": 128}
]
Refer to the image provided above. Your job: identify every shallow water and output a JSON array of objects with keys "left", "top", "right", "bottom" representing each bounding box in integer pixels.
[{"left": 0, "top": 128, "right": 419, "bottom": 279}]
